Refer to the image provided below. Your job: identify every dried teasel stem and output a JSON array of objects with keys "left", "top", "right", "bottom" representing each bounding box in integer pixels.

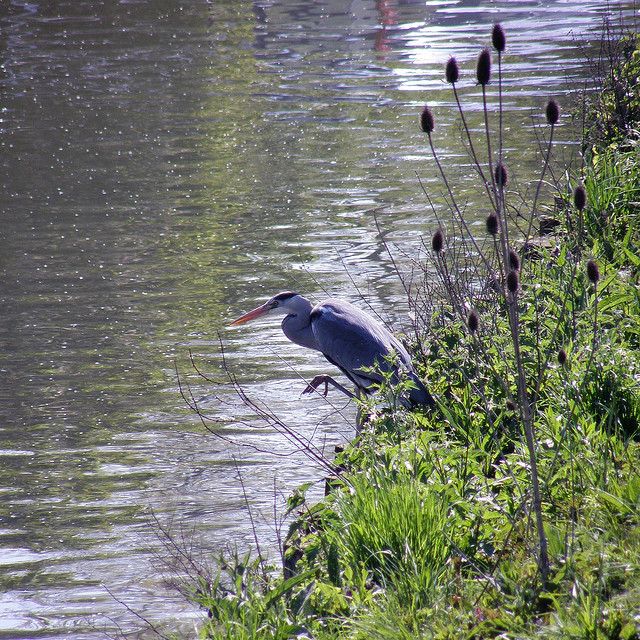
[
  {"left": 467, "top": 310, "right": 479, "bottom": 334},
  {"left": 545, "top": 98, "right": 559, "bottom": 125},
  {"left": 574, "top": 184, "right": 587, "bottom": 211},
  {"left": 586, "top": 259, "right": 600, "bottom": 284},
  {"left": 492, "top": 24, "right": 506, "bottom": 53},
  {"left": 508, "top": 249, "right": 520, "bottom": 271},
  {"left": 486, "top": 213, "right": 499, "bottom": 236},
  {"left": 446, "top": 57, "right": 459, "bottom": 84},
  {"left": 432, "top": 229, "right": 444, "bottom": 254},
  {"left": 524, "top": 99, "right": 560, "bottom": 249},
  {"left": 476, "top": 48, "right": 491, "bottom": 85},
  {"left": 495, "top": 163, "right": 508, "bottom": 188},
  {"left": 573, "top": 183, "right": 587, "bottom": 250},
  {"left": 445, "top": 58, "right": 495, "bottom": 211},
  {"left": 420, "top": 106, "right": 434, "bottom": 134}
]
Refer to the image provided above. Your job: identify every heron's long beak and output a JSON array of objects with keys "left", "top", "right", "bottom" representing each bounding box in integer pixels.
[{"left": 229, "top": 303, "right": 271, "bottom": 326}]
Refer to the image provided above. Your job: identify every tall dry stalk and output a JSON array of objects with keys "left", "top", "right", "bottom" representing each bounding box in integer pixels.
[{"left": 418, "top": 24, "right": 556, "bottom": 584}]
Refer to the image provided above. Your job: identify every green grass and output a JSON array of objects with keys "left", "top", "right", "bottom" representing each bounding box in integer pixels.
[{"left": 192, "top": 417, "right": 640, "bottom": 638}]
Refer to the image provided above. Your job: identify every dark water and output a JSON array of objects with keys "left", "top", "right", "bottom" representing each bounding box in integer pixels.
[{"left": 0, "top": 0, "right": 635, "bottom": 637}]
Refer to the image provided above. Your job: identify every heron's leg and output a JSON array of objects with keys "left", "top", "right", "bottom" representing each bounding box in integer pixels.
[
  {"left": 304, "top": 377, "right": 366, "bottom": 438},
  {"left": 303, "top": 375, "right": 355, "bottom": 399}
]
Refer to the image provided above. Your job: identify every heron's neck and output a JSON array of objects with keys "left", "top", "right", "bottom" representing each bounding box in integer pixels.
[{"left": 281, "top": 297, "right": 320, "bottom": 351}]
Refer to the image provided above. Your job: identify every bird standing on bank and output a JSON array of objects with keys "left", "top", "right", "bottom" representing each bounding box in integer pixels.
[{"left": 229, "top": 291, "right": 434, "bottom": 409}]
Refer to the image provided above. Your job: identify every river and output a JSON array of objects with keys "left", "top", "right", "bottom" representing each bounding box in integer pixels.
[{"left": 0, "top": 0, "right": 635, "bottom": 637}]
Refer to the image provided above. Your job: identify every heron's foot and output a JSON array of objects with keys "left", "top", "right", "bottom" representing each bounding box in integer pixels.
[
  {"left": 303, "top": 375, "right": 355, "bottom": 399},
  {"left": 303, "top": 375, "right": 329, "bottom": 396}
]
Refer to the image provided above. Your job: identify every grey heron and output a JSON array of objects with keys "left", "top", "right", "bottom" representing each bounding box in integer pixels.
[{"left": 229, "top": 292, "right": 435, "bottom": 409}]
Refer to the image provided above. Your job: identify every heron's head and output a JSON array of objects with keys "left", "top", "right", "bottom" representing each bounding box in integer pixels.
[{"left": 229, "top": 292, "right": 301, "bottom": 325}]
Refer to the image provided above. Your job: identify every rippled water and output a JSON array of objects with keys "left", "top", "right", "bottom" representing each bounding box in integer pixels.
[{"left": 0, "top": 0, "right": 635, "bottom": 637}]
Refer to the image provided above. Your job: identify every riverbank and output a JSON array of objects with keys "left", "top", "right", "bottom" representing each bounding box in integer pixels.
[{"left": 188, "top": 27, "right": 640, "bottom": 640}]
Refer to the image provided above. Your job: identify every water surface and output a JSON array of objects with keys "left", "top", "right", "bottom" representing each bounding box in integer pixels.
[{"left": 0, "top": 0, "right": 634, "bottom": 637}]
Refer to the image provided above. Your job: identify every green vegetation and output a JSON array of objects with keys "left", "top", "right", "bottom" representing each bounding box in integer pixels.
[{"left": 183, "top": 26, "right": 640, "bottom": 640}]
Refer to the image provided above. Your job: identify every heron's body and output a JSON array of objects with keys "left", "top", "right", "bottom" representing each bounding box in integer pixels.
[{"left": 230, "top": 292, "right": 434, "bottom": 408}]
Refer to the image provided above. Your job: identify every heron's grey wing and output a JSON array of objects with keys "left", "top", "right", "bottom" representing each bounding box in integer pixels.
[
  {"left": 311, "top": 300, "right": 434, "bottom": 407},
  {"left": 311, "top": 300, "right": 406, "bottom": 389}
]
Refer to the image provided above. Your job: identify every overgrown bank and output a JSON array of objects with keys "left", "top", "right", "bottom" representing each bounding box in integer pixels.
[{"left": 187, "top": 26, "right": 640, "bottom": 640}]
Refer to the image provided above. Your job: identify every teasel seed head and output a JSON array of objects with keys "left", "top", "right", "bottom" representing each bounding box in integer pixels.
[
  {"left": 557, "top": 349, "right": 567, "bottom": 366},
  {"left": 486, "top": 213, "right": 499, "bottom": 236},
  {"left": 492, "top": 24, "right": 506, "bottom": 53},
  {"left": 446, "top": 57, "right": 459, "bottom": 84},
  {"left": 432, "top": 229, "right": 444, "bottom": 254},
  {"left": 508, "top": 249, "right": 520, "bottom": 271},
  {"left": 495, "top": 163, "right": 508, "bottom": 187},
  {"left": 574, "top": 183, "right": 587, "bottom": 211},
  {"left": 545, "top": 98, "right": 559, "bottom": 125},
  {"left": 421, "top": 105, "right": 434, "bottom": 134},
  {"left": 476, "top": 48, "right": 491, "bottom": 85},
  {"left": 506, "top": 269, "right": 519, "bottom": 293},
  {"left": 468, "top": 309, "right": 479, "bottom": 334},
  {"left": 586, "top": 259, "right": 600, "bottom": 284}
]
